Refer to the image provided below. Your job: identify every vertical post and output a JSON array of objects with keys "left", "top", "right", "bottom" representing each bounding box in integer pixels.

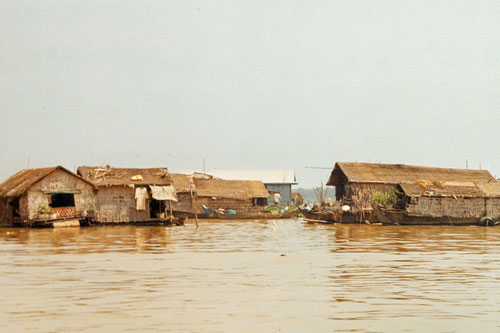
[{"left": 190, "top": 189, "right": 199, "bottom": 229}]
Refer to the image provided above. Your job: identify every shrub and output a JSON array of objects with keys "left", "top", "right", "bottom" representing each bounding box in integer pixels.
[{"left": 370, "top": 190, "right": 399, "bottom": 208}]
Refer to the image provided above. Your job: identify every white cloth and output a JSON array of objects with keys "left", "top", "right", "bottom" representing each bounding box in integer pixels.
[
  {"left": 135, "top": 187, "right": 148, "bottom": 210},
  {"left": 149, "top": 185, "right": 178, "bottom": 201},
  {"left": 274, "top": 193, "right": 282, "bottom": 204}
]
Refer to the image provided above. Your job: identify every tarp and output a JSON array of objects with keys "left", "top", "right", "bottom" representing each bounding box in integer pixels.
[{"left": 149, "top": 185, "right": 178, "bottom": 201}]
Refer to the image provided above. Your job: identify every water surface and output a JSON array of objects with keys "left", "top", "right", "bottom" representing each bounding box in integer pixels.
[{"left": 1, "top": 219, "right": 500, "bottom": 332}]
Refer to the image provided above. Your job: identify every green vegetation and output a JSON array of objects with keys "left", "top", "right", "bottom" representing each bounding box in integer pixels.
[
  {"left": 370, "top": 190, "right": 400, "bottom": 208},
  {"left": 38, "top": 204, "right": 53, "bottom": 214},
  {"left": 264, "top": 206, "right": 296, "bottom": 211}
]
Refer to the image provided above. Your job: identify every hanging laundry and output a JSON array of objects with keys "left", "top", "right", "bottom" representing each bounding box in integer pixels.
[{"left": 135, "top": 187, "right": 148, "bottom": 210}]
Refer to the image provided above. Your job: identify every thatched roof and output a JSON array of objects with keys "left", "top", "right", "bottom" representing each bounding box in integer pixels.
[
  {"left": 194, "top": 178, "right": 269, "bottom": 200},
  {"left": 193, "top": 170, "right": 297, "bottom": 184},
  {"left": 170, "top": 173, "right": 195, "bottom": 193},
  {"left": 328, "top": 162, "right": 495, "bottom": 185},
  {"left": 0, "top": 166, "right": 96, "bottom": 198},
  {"left": 77, "top": 166, "right": 171, "bottom": 186},
  {"left": 398, "top": 181, "right": 500, "bottom": 198}
]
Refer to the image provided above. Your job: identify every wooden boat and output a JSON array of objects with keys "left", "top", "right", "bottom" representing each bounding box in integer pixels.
[
  {"left": 298, "top": 207, "right": 365, "bottom": 224},
  {"left": 371, "top": 205, "right": 499, "bottom": 226},
  {"left": 212, "top": 210, "right": 274, "bottom": 220},
  {"left": 173, "top": 206, "right": 298, "bottom": 220},
  {"left": 280, "top": 208, "right": 299, "bottom": 218},
  {"left": 18, "top": 216, "right": 93, "bottom": 228},
  {"left": 298, "top": 207, "right": 336, "bottom": 223}
]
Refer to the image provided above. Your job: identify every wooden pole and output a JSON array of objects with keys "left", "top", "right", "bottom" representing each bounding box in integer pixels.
[{"left": 190, "top": 189, "right": 199, "bottom": 229}]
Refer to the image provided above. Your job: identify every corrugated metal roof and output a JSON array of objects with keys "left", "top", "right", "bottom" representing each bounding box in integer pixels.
[
  {"left": 192, "top": 170, "right": 297, "bottom": 184},
  {"left": 328, "top": 162, "right": 495, "bottom": 185}
]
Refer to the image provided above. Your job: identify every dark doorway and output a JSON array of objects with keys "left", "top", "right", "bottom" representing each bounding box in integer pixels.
[
  {"left": 50, "top": 193, "right": 75, "bottom": 208},
  {"left": 9, "top": 197, "right": 20, "bottom": 218},
  {"left": 149, "top": 199, "right": 164, "bottom": 218}
]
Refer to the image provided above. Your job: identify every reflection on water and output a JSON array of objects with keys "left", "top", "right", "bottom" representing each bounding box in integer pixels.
[{"left": 1, "top": 220, "right": 500, "bottom": 332}]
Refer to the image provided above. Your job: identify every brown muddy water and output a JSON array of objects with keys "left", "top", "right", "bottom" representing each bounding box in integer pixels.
[{"left": 1, "top": 219, "right": 500, "bottom": 332}]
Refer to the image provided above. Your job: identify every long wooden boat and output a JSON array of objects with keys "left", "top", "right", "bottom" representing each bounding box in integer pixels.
[
  {"left": 173, "top": 208, "right": 297, "bottom": 220},
  {"left": 212, "top": 211, "right": 274, "bottom": 219},
  {"left": 371, "top": 205, "right": 499, "bottom": 226},
  {"left": 298, "top": 207, "right": 336, "bottom": 223},
  {"left": 298, "top": 207, "right": 368, "bottom": 224},
  {"left": 17, "top": 216, "right": 93, "bottom": 228}
]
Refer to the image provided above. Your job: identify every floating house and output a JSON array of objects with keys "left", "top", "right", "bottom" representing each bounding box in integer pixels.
[
  {"left": 0, "top": 166, "right": 96, "bottom": 227},
  {"left": 327, "top": 162, "right": 500, "bottom": 224},
  {"left": 394, "top": 180, "right": 500, "bottom": 223},
  {"left": 77, "top": 166, "right": 176, "bottom": 224},
  {"left": 170, "top": 173, "right": 198, "bottom": 215},
  {"left": 194, "top": 176, "right": 269, "bottom": 214},
  {"left": 192, "top": 170, "right": 297, "bottom": 206},
  {"left": 170, "top": 173, "right": 269, "bottom": 216}
]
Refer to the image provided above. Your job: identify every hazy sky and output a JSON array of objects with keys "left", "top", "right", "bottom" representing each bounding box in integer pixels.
[{"left": 1, "top": 1, "right": 500, "bottom": 187}]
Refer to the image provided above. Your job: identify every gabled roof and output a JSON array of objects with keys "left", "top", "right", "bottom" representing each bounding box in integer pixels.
[
  {"left": 194, "top": 178, "right": 269, "bottom": 200},
  {"left": 327, "top": 162, "right": 495, "bottom": 185},
  {"left": 77, "top": 166, "right": 171, "bottom": 186},
  {"left": 193, "top": 170, "right": 297, "bottom": 184},
  {"left": 0, "top": 166, "right": 96, "bottom": 198}
]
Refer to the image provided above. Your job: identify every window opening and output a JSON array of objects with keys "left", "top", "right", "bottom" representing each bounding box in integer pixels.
[{"left": 50, "top": 193, "right": 75, "bottom": 208}]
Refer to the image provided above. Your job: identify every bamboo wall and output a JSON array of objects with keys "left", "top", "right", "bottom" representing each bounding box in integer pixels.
[
  {"left": 196, "top": 197, "right": 264, "bottom": 213},
  {"left": 345, "top": 183, "right": 396, "bottom": 212},
  {"left": 170, "top": 192, "right": 203, "bottom": 215},
  {"left": 95, "top": 186, "right": 151, "bottom": 223},
  {"left": 407, "top": 197, "right": 500, "bottom": 218}
]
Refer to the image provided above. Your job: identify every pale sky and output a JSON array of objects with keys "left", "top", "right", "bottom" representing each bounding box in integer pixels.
[{"left": 1, "top": 1, "right": 500, "bottom": 187}]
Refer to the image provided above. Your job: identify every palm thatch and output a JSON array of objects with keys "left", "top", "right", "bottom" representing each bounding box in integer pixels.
[
  {"left": 328, "top": 162, "right": 495, "bottom": 185},
  {"left": 77, "top": 166, "right": 171, "bottom": 186},
  {"left": 0, "top": 166, "right": 95, "bottom": 198}
]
